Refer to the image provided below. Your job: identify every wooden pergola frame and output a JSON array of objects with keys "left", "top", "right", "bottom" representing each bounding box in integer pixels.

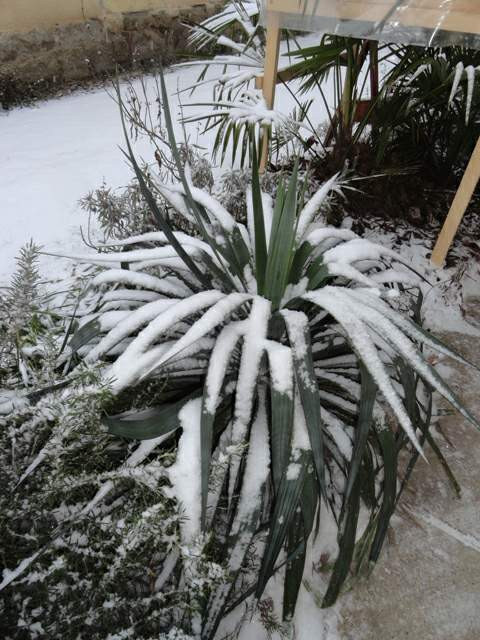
[{"left": 258, "top": 0, "right": 480, "bottom": 267}]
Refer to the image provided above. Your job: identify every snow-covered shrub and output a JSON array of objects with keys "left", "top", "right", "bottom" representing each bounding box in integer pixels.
[
  {"left": 81, "top": 145, "right": 214, "bottom": 242},
  {"left": 178, "top": 144, "right": 215, "bottom": 192},
  {"left": 2, "top": 78, "right": 479, "bottom": 640},
  {"left": 217, "top": 168, "right": 278, "bottom": 224},
  {"left": 0, "top": 242, "right": 44, "bottom": 383},
  {"left": 0, "top": 248, "right": 223, "bottom": 638},
  {"left": 80, "top": 179, "right": 159, "bottom": 241}
]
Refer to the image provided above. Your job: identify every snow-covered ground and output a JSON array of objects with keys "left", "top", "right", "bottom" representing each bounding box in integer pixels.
[
  {"left": 0, "top": 35, "right": 332, "bottom": 286},
  {"left": 0, "top": 69, "right": 190, "bottom": 284}
]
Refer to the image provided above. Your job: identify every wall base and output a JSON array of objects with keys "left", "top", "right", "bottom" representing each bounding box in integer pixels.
[{"left": 0, "top": 5, "right": 217, "bottom": 108}]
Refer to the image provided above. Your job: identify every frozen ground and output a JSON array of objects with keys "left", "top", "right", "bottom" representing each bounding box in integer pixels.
[{"left": 1, "top": 43, "right": 480, "bottom": 640}]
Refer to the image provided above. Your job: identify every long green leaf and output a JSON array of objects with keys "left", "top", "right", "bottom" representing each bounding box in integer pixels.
[
  {"left": 68, "top": 318, "right": 101, "bottom": 355},
  {"left": 104, "top": 390, "right": 200, "bottom": 439},
  {"left": 267, "top": 342, "right": 295, "bottom": 491},
  {"left": 115, "top": 81, "right": 209, "bottom": 288},
  {"left": 322, "top": 367, "right": 376, "bottom": 607},
  {"left": 283, "top": 511, "right": 306, "bottom": 621},
  {"left": 203, "top": 393, "right": 269, "bottom": 640},
  {"left": 157, "top": 72, "right": 241, "bottom": 292},
  {"left": 282, "top": 310, "right": 327, "bottom": 500},
  {"left": 264, "top": 164, "right": 299, "bottom": 309},
  {"left": 343, "top": 367, "right": 377, "bottom": 508},
  {"left": 369, "top": 425, "right": 397, "bottom": 562},
  {"left": 256, "top": 450, "right": 309, "bottom": 599},
  {"left": 251, "top": 142, "right": 268, "bottom": 294},
  {"left": 288, "top": 240, "right": 314, "bottom": 285}
]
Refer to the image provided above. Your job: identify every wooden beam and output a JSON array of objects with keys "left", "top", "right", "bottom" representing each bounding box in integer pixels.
[
  {"left": 431, "top": 136, "right": 480, "bottom": 267},
  {"left": 259, "top": 11, "right": 281, "bottom": 173}
]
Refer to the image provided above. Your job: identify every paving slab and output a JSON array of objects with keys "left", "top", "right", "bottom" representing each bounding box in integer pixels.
[{"left": 339, "top": 324, "right": 480, "bottom": 640}]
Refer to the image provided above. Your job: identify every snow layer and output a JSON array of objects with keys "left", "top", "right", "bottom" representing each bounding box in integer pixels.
[{"left": 168, "top": 398, "right": 202, "bottom": 544}]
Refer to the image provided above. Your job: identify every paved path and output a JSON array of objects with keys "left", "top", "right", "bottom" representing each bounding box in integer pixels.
[{"left": 340, "top": 303, "right": 480, "bottom": 640}]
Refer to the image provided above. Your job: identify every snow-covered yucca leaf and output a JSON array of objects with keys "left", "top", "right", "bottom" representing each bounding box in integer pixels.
[
  {"left": 104, "top": 390, "right": 201, "bottom": 440},
  {"left": 282, "top": 310, "right": 326, "bottom": 499},
  {"left": 7, "top": 72, "right": 479, "bottom": 638},
  {"left": 266, "top": 340, "right": 294, "bottom": 490}
]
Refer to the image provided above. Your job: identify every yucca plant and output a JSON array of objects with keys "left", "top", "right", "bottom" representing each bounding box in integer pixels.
[{"left": 51, "top": 76, "right": 480, "bottom": 636}]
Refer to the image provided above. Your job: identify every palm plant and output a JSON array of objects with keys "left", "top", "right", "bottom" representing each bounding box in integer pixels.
[
  {"left": 50, "top": 75, "right": 479, "bottom": 636},
  {"left": 181, "top": 2, "right": 480, "bottom": 175},
  {"left": 370, "top": 49, "right": 480, "bottom": 176}
]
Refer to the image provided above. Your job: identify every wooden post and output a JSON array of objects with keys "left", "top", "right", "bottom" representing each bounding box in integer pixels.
[
  {"left": 431, "top": 136, "right": 480, "bottom": 267},
  {"left": 259, "top": 10, "right": 281, "bottom": 173}
]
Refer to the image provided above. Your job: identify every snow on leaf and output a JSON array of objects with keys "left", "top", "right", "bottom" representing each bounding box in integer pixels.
[
  {"left": 143, "top": 293, "right": 251, "bottom": 376},
  {"left": 46, "top": 245, "right": 203, "bottom": 265},
  {"left": 84, "top": 299, "right": 178, "bottom": 363},
  {"left": 295, "top": 175, "right": 340, "bottom": 241},
  {"left": 346, "top": 287, "right": 476, "bottom": 369},
  {"left": 305, "top": 226, "right": 357, "bottom": 249},
  {"left": 302, "top": 287, "right": 424, "bottom": 455},
  {"left": 291, "top": 392, "right": 311, "bottom": 454},
  {"left": 100, "top": 230, "right": 215, "bottom": 254},
  {"left": 368, "top": 269, "right": 420, "bottom": 286},
  {"left": 155, "top": 184, "right": 197, "bottom": 226},
  {"left": 227, "top": 297, "right": 271, "bottom": 505},
  {"left": 168, "top": 398, "right": 203, "bottom": 544},
  {"left": 336, "top": 288, "right": 478, "bottom": 426},
  {"left": 465, "top": 65, "right": 477, "bottom": 124},
  {"left": 327, "top": 263, "right": 381, "bottom": 288},
  {"left": 187, "top": 1, "right": 259, "bottom": 50},
  {"left": 232, "top": 296, "right": 271, "bottom": 442},
  {"left": 261, "top": 191, "right": 274, "bottom": 249},
  {"left": 92, "top": 269, "right": 190, "bottom": 297},
  {"left": 108, "top": 291, "right": 224, "bottom": 392},
  {"left": 448, "top": 61, "right": 465, "bottom": 105},
  {"left": 102, "top": 289, "right": 162, "bottom": 303},
  {"left": 231, "top": 390, "right": 270, "bottom": 534},
  {"left": 323, "top": 238, "right": 409, "bottom": 268},
  {"left": 265, "top": 340, "right": 294, "bottom": 399},
  {"left": 204, "top": 320, "right": 247, "bottom": 414},
  {"left": 322, "top": 409, "right": 353, "bottom": 459},
  {"left": 157, "top": 181, "right": 237, "bottom": 232},
  {"left": 0, "top": 551, "right": 43, "bottom": 591}
]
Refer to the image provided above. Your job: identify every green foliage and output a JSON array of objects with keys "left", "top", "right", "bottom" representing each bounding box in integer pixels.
[
  {"left": 371, "top": 48, "right": 480, "bottom": 178},
  {"left": 0, "top": 250, "right": 223, "bottom": 639}
]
